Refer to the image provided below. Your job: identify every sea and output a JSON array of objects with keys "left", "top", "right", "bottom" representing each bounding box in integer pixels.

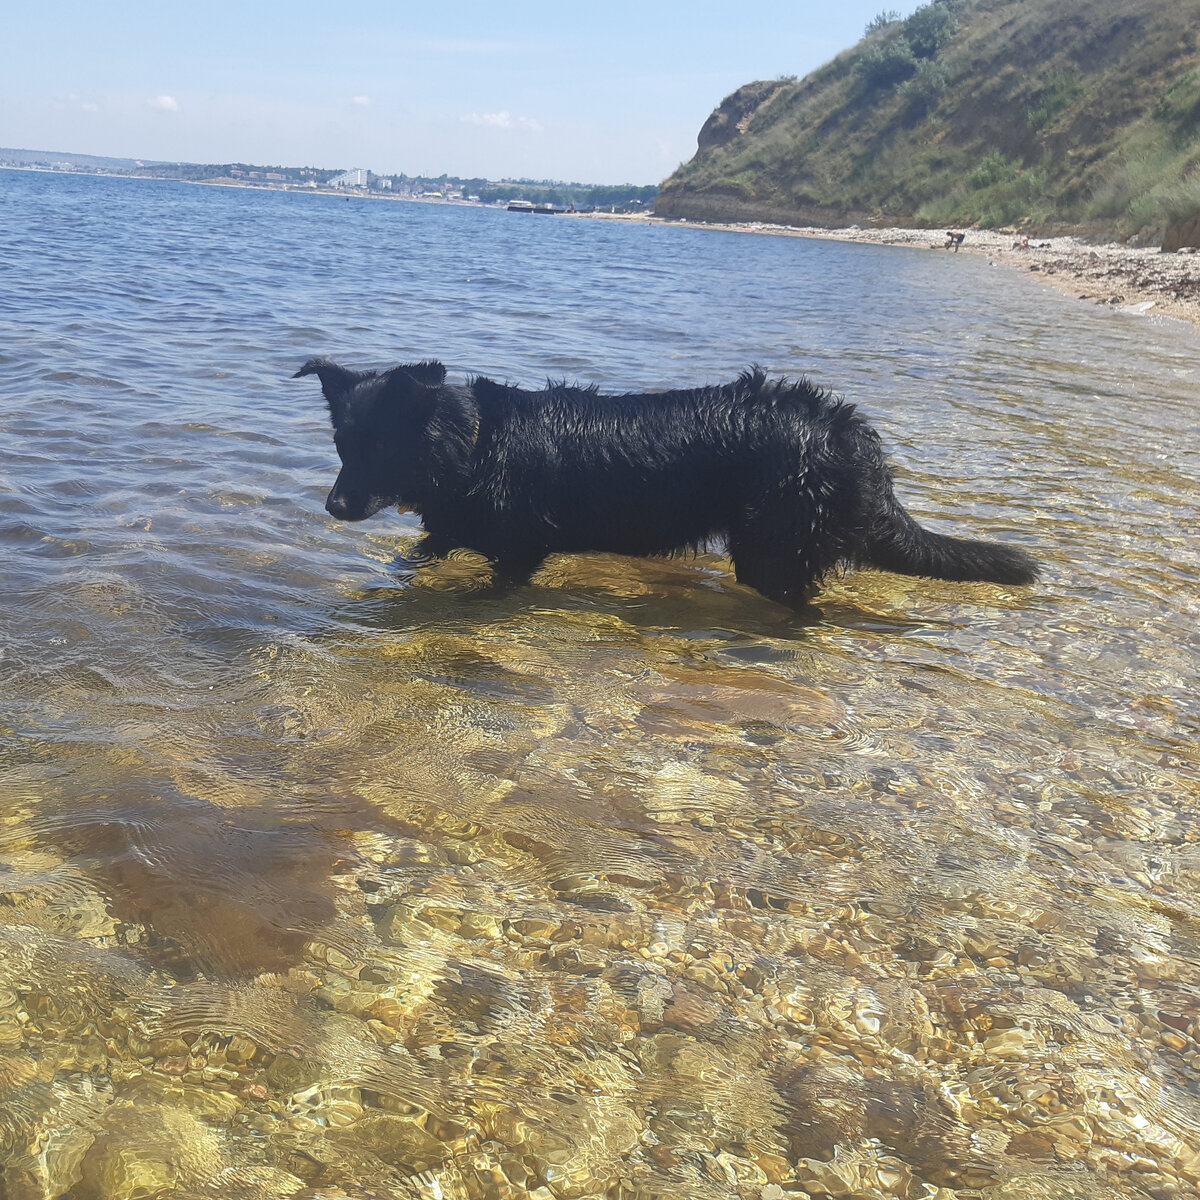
[{"left": 2, "top": 167, "right": 1199, "bottom": 1199}]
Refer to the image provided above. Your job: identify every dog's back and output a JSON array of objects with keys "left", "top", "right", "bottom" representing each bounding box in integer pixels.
[{"left": 463, "top": 371, "right": 866, "bottom": 550}]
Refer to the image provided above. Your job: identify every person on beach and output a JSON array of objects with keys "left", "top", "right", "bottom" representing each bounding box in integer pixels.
[{"left": 945, "top": 231, "right": 966, "bottom": 251}]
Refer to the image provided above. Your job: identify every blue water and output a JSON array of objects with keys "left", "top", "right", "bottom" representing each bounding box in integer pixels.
[{"left": 2, "top": 168, "right": 1200, "bottom": 1197}]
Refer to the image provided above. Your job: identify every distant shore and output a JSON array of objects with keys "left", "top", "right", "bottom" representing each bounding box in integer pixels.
[
  {"left": 8, "top": 165, "right": 1196, "bottom": 334},
  {"left": 576, "top": 211, "right": 1200, "bottom": 335}
]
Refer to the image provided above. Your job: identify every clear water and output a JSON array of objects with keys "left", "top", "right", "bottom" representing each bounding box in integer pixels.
[{"left": 2, "top": 169, "right": 1199, "bottom": 1200}]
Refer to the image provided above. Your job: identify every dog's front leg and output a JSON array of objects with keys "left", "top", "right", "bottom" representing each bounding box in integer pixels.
[
  {"left": 491, "top": 553, "right": 547, "bottom": 588},
  {"left": 394, "top": 532, "right": 453, "bottom": 571}
]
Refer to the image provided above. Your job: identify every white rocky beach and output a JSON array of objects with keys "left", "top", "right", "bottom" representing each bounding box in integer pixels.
[
  {"left": 583, "top": 212, "right": 1200, "bottom": 335},
  {"left": 789, "top": 224, "right": 1200, "bottom": 333}
]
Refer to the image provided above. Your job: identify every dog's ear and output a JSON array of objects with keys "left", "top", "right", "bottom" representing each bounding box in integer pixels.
[
  {"left": 293, "top": 358, "right": 374, "bottom": 426},
  {"left": 376, "top": 364, "right": 443, "bottom": 418},
  {"left": 397, "top": 360, "right": 447, "bottom": 388}
]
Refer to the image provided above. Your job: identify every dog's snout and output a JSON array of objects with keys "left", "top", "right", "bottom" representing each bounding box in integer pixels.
[{"left": 325, "top": 490, "right": 353, "bottom": 520}]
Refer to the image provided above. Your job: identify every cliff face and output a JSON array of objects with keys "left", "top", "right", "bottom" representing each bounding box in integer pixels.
[
  {"left": 657, "top": 0, "right": 1200, "bottom": 235},
  {"left": 694, "top": 82, "right": 789, "bottom": 153}
]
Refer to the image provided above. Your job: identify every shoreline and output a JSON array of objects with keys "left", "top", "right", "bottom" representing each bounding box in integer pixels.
[
  {"left": 8, "top": 166, "right": 1197, "bottom": 334},
  {"left": 578, "top": 211, "right": 1200, "bottom": 335}
]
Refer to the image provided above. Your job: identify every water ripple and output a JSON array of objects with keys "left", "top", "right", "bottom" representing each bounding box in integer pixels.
[{"left": 2, "top": 168, "right": 1200, "bottom": 1199}]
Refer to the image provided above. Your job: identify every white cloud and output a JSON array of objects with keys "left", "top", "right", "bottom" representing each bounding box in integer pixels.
[
  {"left": 462, "top": 110, "right": 511, "bottom": 128},
  {"left": 351, "top": 95, "right": 371, "bottom": 107},
  {"left": 81, "top": 102, "right": 99, "bottom": 113},
  {"left": 149, "top": 95, "right": 179, "bottom": 112},
  {"left": 460, "top": 111, "right": 542, "bottom": 132}
]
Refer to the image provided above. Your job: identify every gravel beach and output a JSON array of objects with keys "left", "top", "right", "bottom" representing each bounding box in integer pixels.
[
  {"left": 786, "top": 224, "right": 1200, "bottom": 334},
  {"left": 582, "top": 212, "right": 1200, "bottom": 335}
]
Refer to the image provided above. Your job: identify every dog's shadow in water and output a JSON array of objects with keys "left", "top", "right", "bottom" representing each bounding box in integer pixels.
[{"left": 361, "top": 544, "right": 871, "bottom": 641}]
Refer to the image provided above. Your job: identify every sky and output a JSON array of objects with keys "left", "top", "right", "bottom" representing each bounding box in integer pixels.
[{"left": 3, "top": 1, "right": 925, "bottom": 185}]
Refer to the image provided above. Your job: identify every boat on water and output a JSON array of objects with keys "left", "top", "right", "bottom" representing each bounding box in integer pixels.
[{"left": 506, "top": 200, "right": 566, "bottom": 215}]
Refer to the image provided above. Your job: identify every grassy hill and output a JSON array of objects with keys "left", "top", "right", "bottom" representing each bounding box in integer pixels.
[{"left": 656, "top": 0, "right": 1200, "bottom": 236}]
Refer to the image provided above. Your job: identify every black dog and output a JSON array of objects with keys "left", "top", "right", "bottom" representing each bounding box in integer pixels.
[{"left": 296, "top": 358, "right": 1037, "bottom": 609}]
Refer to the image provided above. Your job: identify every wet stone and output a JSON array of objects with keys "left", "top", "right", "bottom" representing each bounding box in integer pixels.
[{"left": 5, "top": 547, "right": 1200, "bottom": 1200}]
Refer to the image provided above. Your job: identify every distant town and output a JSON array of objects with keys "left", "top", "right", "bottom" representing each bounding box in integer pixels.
[{"left": 0, "top": 147, "right": 658, "bottom": 213}]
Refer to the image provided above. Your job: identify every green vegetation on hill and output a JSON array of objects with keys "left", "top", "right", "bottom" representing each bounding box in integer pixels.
[
  {"left": 465, "top": 180, "right": 658, "bottom": 208},
  {"left": 656, "top": 0, "right": 1200, "bottom": 235}
]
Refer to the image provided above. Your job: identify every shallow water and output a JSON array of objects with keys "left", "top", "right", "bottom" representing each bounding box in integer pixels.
[{"left": 2, "top": 169, "right": 1200, "bottom": 1199}]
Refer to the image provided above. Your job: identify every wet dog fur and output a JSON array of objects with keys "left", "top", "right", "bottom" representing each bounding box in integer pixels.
[{"left": 296, "top": 357, "right": 1037, "bottom": 609}]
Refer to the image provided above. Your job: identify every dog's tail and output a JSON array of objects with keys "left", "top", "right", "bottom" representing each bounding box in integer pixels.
[
  {"left": 862, "top": 490, "right": 1038, "bottom": 585},
  {"left": 824, "top": 403, "right": 1039, "bottom": 587}
]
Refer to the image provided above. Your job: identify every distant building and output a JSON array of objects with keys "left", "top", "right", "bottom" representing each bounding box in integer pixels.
[{"left": 330, "top": 168, "right": 369, "bottom": 188}]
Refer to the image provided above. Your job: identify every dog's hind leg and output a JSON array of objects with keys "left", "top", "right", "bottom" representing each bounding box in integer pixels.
[
  {"left": 725, "top": 495, "right": 838, "bottom": 609},
  {"left": 727, "top": 531, "right": 823, "bottom": 610},
  {"left": 728, "top": 551, "right": 818, "bottom": 609}
]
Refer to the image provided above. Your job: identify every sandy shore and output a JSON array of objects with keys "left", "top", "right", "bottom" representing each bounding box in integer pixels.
[{"left": 581, "top": 212, "right": 1200, "bottom": 335}]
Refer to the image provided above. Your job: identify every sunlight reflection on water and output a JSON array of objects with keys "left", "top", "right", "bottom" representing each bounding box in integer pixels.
[{"left": 1, "top": 169, "right": 1199, "bottom": 1199}]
